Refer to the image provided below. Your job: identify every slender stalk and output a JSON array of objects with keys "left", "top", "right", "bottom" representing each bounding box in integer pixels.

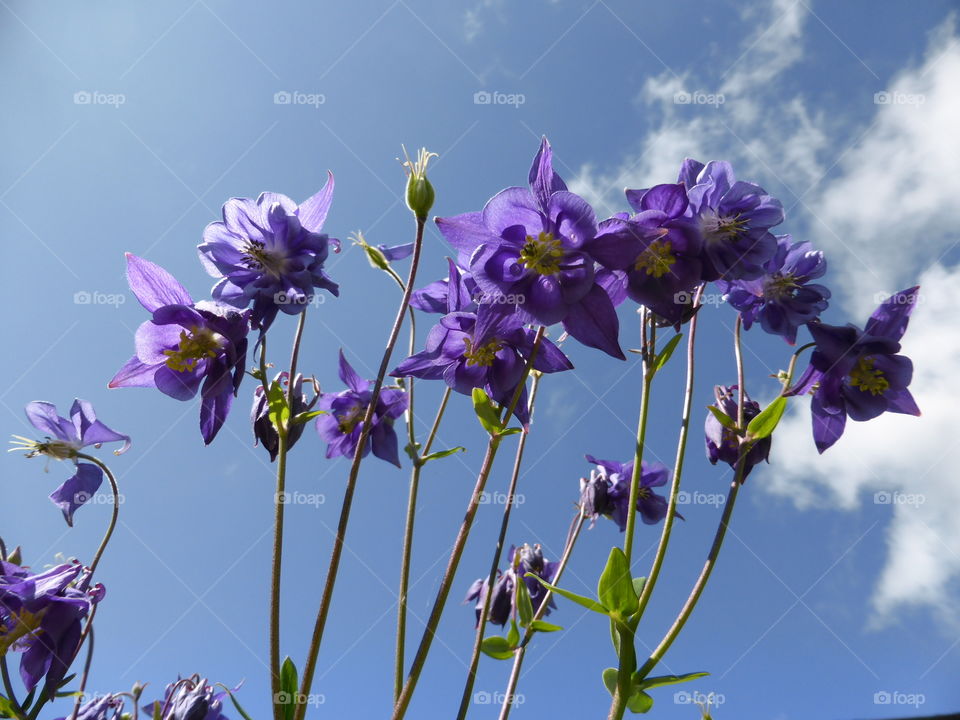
[
  {"left": 498, "top": 513, "right": 585, "bottom": 720},
  {"left": 395, "top": 387, "right": 451, "bottom": 700},
  {"left": 635, "top": 286, "right": 704, "bottom": 620},
  {"left": 391, "top": 329, "right": 545, "bottom": 720},
  {"left": 294, "top": 218, "right": 427, "bottom": 720},
  {"left": 633, "top": 316, "right": 748, "bottom": 680},
  {"left": 268, "top": 311, "right": 307, "bottom": 720},
  {"left": 455, "top": 374, "right": 542, "bottom": 720},
  {"left": 1, "top": 657, "right": 24, "bottom": 719},
  {"left": 67, "top": 626, "right": 95, "bottom": 720},
  {"left": 75, "top": 454, "right": 120, "bottom": 576}
]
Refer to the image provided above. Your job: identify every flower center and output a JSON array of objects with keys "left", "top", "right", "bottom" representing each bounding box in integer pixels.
[
  {"left": 0, "top": 607, "right": 46, "bottom": 653},
  {"left": 338, "top": 403, "right": 366, "bottom": 434},
  {"left": 700, "top": 210, "right": 749, "bottom": 243},
  {"left": 518, "top": 232, "right": 564, "bottom": 275},
  {"left": 163, "top": 326, "right": 222, "bottom": 373},
  {"left": 849, "top": 356, "right": 889, "bottom": 396},
  {"left": 241, "top": 240, "right": 287, "bottom": 278},
  {"left": 463, "top": 337, "right": 502, "bottom": 367},
  {"left": 763, "top": 273, "right": 798, "bottom": 301},
  {"left": 634, "top": 239, "right": 676, "bottom": 278}
]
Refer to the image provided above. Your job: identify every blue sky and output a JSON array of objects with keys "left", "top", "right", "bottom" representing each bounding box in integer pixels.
[{"left": 2, "top": 0, "right": 959, "bottom": 718}]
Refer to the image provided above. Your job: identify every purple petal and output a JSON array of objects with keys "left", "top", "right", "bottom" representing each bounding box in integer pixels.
[
  {"left": 528, "top": 136, "right": 567, "bottom": 212},
  {"left": 49, "top": 463, "right": 103, "bottom": 527},
  {"left": 199, "top": 388, "right": 233, "bottom": 445},
  {"left": 70, "top": 400, "right": 130, "bottom": 454},
  {"left": 108, "top": 356, "right": 159, "bottom": 389},
  {"left": 865, "top": 286, "right": 920, "bottom": 342},
  {"left": 125, "top": 253, "right": 193, "bottom": 312},
  {"left": 25, "top": 402, "right": 71, "bottom": 441},
  {"left": 812, "top": 392, "right": 846, "bottom": 453},
  {"left": 297, "top": 171, "right": 335, "bottom": 233},
  {"left": 154, "top": 365, "right": 203, "bottom": 401},
  {"left": 371, "top": 421, "right": 401, "bottom": 467},
  {"left": 338, "top": 350, "right": 368, "bottom": 393},
  {"left": 561, "top": 285, "right": 625, "bottom": 360}
]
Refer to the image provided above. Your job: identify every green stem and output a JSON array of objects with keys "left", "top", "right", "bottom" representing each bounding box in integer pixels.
[
  {"left": 498, "top": 512, "right": 585, "bottom": 720},
  {"left": 635, "top": 286, "right": 704, "bottom": 620},
  {"left": 391, "top": 328, "right": 545, "bottom": 720},
  {"left": 623, "top": 310, "right": 656, "bottom": 564},
  {"left": 75, "top": 454, "right": 120, "bottom": 576},
  {"left": 1, "top": 657, "right": 24, "bottom": 720},
  {"left": 67, "top": 626, "right": 95, "bottom": 720},
  {"left": 269, "top": 311, "right": 307, "bottom": 720},
  {"left": 455, "top": 374, "right": 542, "bottom": 720},
  {"left": 294, "top": 218, "right": 427, "bottom": 720}
]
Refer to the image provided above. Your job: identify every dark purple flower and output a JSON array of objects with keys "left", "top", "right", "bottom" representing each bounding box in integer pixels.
[
  {"left": 316, "top": 351, "right": 408, "bottom": 467},
  {"left": 109, "top": 254, "right": 249, "bottom": 445},
  {"left": 198, "top": 176, "right": 339, "bottom": 332},
  {"left": 791, "top": 286, "right": 921, "bottom": 453},
  {"left": 677, "top": 159, "right": 782, "bottom": 281},
  {"left": 251, "top": 372, "right": 317, "bottom": 462},
  {"left": 391, "top": 262, "right": 572, "bottom": 425},
  {"left": 145, "top": 676, "right": 231, "bottom": 720},
  {"left": 581, "top": 455, "right": 671, "bottom": 530},
  {"left": 465, "top": 544, "right": 558, "bottom": 627},
  {"left": 704, "top": 385, "right": 771, "bottom": 481},
  {"left": 588, "top": 183, "right": 704, "bottom": 326},
  {"left": 0, "top": 560, "right": 103, "bottom": 698},
  {"left": 435, "top": 137, "right": 625, "bottom": 359},
  {"left": 718, "top": 235, "right": 830, "bottom": 344},
  {"left": 12, "top": 400, "right": 129, "bottom": 526}
]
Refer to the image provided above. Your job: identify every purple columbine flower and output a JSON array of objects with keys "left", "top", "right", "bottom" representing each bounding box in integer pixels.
[
  {"left": 391, "top": 261, "right": 573, "bottom": 425},
  {"left": 109, "top": 254, "right": 249, "bottom": 445},
  {"left": 790, "top": 286, "right": 921, "bottom": 453},
  {"left": 198, "top": 175, "right": 339, "bottom": 332},
  {"left": 581, "top": 455, "right": 672, "bottom": 530},
  {"left": 704, "top": 385, "right": 771, "bottom": 481},
  {"left": 0, "top": 559, "right": 104, "bottom": 698},
  {"left": 465, "top": 544, "right": 558, "bottom": 627},
  {"left": 678, "top": 159, "right": 783, "bottom": 281},
  {"left": 435, "top": 137, "right": 625, "bottom": 359},
  {"left": 409, "top": 262, "right": 479, "bottom": 315},
  {"left": 316, "top": 351, "right": 408, "bottom": 467},
  {"left": 10, "top": 400, "right": 129, "bottom": 526},
  {"left": 588, "top": 183, "right": 704, "bottom": 326},
  {"left": 54, "top": 694, "right": 125, "bottom": 720},
  {"left": 251, "top": 372, "right": 318, "bottom": 462},
  {"left": 718, "top": 235, "right": 830, "bottom": 344},
  {"left": 145, "top": 675, "right": 231, "bottom": 720}
]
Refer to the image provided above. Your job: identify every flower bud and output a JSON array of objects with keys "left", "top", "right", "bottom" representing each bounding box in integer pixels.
[{"left": 402, "top": 147, "right": 437, "bottom": 222}]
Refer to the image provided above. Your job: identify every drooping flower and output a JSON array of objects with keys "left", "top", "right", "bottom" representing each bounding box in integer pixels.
[
  {"left": 198, "top": 176, "right": 339, "bottom": 332},
  {"left": 0, "top": 559, "right": 103, "bottom": 698},
  {"left": 108, "top": 254, "right": 249, "bottom": 445},
  {"left": 435, "top": 137, "right": 625, "bottom": 359},
  {"left": 391, "top": 261, "right": 572, "bottom": 425},
  {"left": 588, "top": 183, "right": 703, "bottom": 325},
  {"left": 790, "top": 286, "right": 921, "bottom": 453},
  {"left": 581, "top": 455, "right": 672, "bottom": 530},
  {"left": 465, "top": 544, "right": 558, "bottom": 627},
  {"left": 315, "top": 351, "right": 408, "bottom": 467},
  {"left": 10, "top": 400, "right": 129, "bottom": 526},
  {"left": 678, "top": 159, "right": 783, "bottom": 281},
  {"left": 718, "top": 235, "right": 830, "bottom": 344},
  {"left": 251, "top": 372, "right": 318, "bottom": 462},
  {"left": 704, "top": 385, "right": 771, "bottom": 481},
  {"left": 54, "top": 694, "right": 125, "bottom": 720},
  {"left": 144, "top": 675, "right": 231, "bottom": 720}
]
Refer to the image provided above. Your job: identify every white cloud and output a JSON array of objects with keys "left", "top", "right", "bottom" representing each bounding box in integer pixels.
[{"left": 570, "top": 0, "right": 960, "bottom": 628}]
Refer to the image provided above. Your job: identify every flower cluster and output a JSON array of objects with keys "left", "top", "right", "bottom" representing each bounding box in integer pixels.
[{"left": 465, "top": 544, "right": 558, "bottom": 627}]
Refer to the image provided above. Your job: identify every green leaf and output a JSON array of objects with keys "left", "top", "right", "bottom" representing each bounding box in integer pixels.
[
  {"left": 632, "top": 577, "right": 647, "bottom": 598},
  {"left": 516, "top": 576, "right": 534, "bottom": 627},
  {"left": 745, "top": 396, "right": 787, "bottom": 442},
  {"left": 529, "top": 620, "right": 563, "bottom": 632},
  {"left": 472, "top": 388, "right": 501, "bottom": 435},
  {"left": 498, "top": 427, "right": 523, "bottom": 436},
  {"left": 291, "top": 410, "right": 326, "bottom": 425},
  {"left": 151, "top": 701, "right": 162, "bottom": 720},
  {"left": 0, "top": 696, "right": 19, "bottom": 720},
  {"left": 421, "top": 446, "right": 466, "bottom": 463},
  {"left": 706, "top": 405, "right": 738, "bottom": 431},
  {"left": 626, "top": 690, "right": 654, "bottom": 713},
  {"left": 653, "top": 333, "right": 683, "bottom": 372},
  {"left": 217, "top": 686, "right": 256, "bottom": 720},
  {"left": 597, "top": 547, "right": 639, "bottom": 618},
  {"left": 525, "top": 574, "right": 609, "bottom": 615},
  {"left": 480, "top": 635, "right": 515, "bottom": 660},
  {"left": 279, "top": 656, "right": 298, "bottom": 720},
  {"left": 506, "top": 619, "right": 520, "bottom": 647},
  {"left": 634, "top": 671, "right": 709, "bottom": 691},
  {"left": 267, "top": 381, "right": 290, "bottom": 431},
  {"left": 602, "top": 668, "right": 619, "bottom": 697}
]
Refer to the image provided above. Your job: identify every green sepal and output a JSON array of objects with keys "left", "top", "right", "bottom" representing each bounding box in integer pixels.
[
  {"left": 653, "top": 333, "right": 683, "bottom": 372},
  {"left": 516, "top": 576, "right": 534, "bottom": 627},
  {"left": 506, "top": 618, "right": 520, "bottom": 647},
  {"left": 472, "top": 388, "right": 501, "bottom": 435},
  {"left": 633, "top": 671, "right": 709, "bottom": 691},
  {"left": 529, "top": 620, "right": 562, "bottom": 632},
  {"left": 597, "top": 547, "right": 639, "bottom": 619},
  {"left": 291, "top": 410, "right": 326, "bottom": 425},
  {"left": 421, "top": 447, "right": 466, "bottom": 463},
  {"left": 267, "top": 381, "right": 290, "bottom": 432},
  {"left": 745, "top": 396, "right": 787, "bottom": 442},
  {"left": 279, "top": 656, "right": 298, "bottom": 720},
  {"left": 706, "top": 405, "right": 738, "bottom": 431}
]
